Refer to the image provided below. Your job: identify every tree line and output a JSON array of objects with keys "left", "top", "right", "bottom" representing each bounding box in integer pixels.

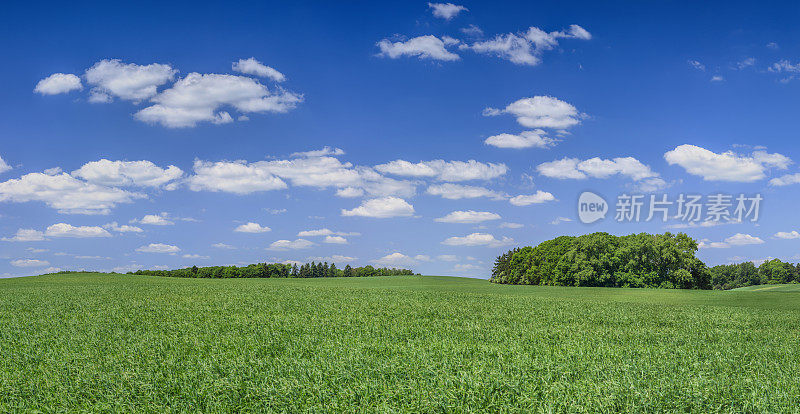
[
  {"left": 709, "top": 259, "right": 800, "bottom": 290},
  {"left": 129, "top": 261, "right": 416, "bottom": 279},
  {"left": 490, "top": 232, "right": 711, "bottom": 289}
]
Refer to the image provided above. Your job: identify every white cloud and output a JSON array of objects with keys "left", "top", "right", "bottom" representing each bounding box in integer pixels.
[
  {"left": 2, "top": 229, "right": 45, "bottom": 242},
  {"left": 85, "top": 59, "right": 176, "bottom": 102},
  {"left": 377, "top": 35, "right": 460, "bottom": 61},
  {"left": 509, "top": 191, "right": 556, "bottom": 206},
  {"left": 442, "top": 232, "right": 514, "bottom": 247},
  {"left": 499, "top": 222, "right": 524, "bottom": 229},
  {"left": 0, "top": 156, "right": 10, "bottom": 174},
  {"left": 267, "top": 239, "right": 315, "bottom": 250},
  {"left": 136, "top": 243, "right": 180, "bottom": 253},
  {"left": 44, "top": 223, "right": 112, "bottom": 238},
  {"left": 375, "top": 159, "right": 507, "bottom": 181},
  {"left": 550, "top": 217, "right": 573, "bottom": 225},
  {"left": 426, "top": 183, "right": 506, "bottom": 200},
  {"left": 687, "top": 59, "right": 705, "bottom": 71},
  {"left": 769, "top": 173, "right": 800, "bottom": 186},
  {"left": 298, "top": 228, "right": 359, "bottom": 237},
  {"left": 414, "top": 254, "right": 432, "bottom": 262},
  {"left": 699, "top": 233, "right": 765, "bottom": 249},
  {"left": 461, "top": 25, "right": 483, "bottom": 37},
  {"left": 435, "top": 210, "right": 501, "bottom": 223},
  {"left": 188, "top": 160, "right": 288, "bottom": 194},
  {"left": 136, "top": 213, "right": 174, "bottom": 226},
  {"left": 537, "top": 156, "right": 662, "bottom": 187},
  {"left": 437, "top": 254, "right": 459, "bottom": 261},
  {"left": 11, "top": 259, "right": 50, "bottom": 267},
  {"left": 428, "top": 2, "right": 467, "bottom": 19},
  {"left": 372, "top": 252, "right": 417, "bottom": 266},
  {"left": 182, "top": 254, "right": 210, "bottom": 259},
  {"left": 34, "top": 73, "right": 82, "bottom": 95},
  {"left": 103, "top": 222, "right": 143, "bottom": 233},
  {"left": 72, "top": 159, "right": 183, "bottom": 188},
  {"left": 484, "top": 130, "right": 555, "bottom": 149},
  {"left": 212, "top": 243, "right": 236, "bottom": 249},
  {"left": 774, "top": 231, "right": 800, "bottom": 239},
  {"left": 232, "top": 57, "right": 286, "bottom": 82},
  {"left": 710, "top": 75, "right": 724, "bottom": 82},
  {"left": 307, "top": 255, "right": 358, "bottom": 263},
  {"left": 0, "top": 172, "right": 143, "bottom": 214},
  {"left": 484, "top": 96, "right": 582, "bottom": 130},
  {"left": 341, "top": 196, "right": 415, "bottom": 218},
  {"left": 453, "top": 263, "right": 480, "bottom": 272},
  {"left": 463, "top": 25, "right": 591, "bottom": 66},
  {"left": 291, "top": 147, "right": 345, "bottom": 158},
  {"left": 324, "top": 235, "right": 348, "bottom": 244},
  {"left": 664, "top": 144, "right": 790, "bottom": 182},
  {"left": 234, "top": 222, "right": 272, "bottom": 233},
  {"left": 336, "top": 187, "right": 365, "bottom": 198},
  {"left": 135, "top": 72, "right": 302, "bottom": 128}
]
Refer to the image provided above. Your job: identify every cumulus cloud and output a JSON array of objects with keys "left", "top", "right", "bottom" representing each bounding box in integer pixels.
[
  {"left": 297, "top": 228, "right": 359, "bottom": 237},
  {"left": 136, "top": 243, "right": 181, "bottom": 253},
  {"left": 11, "top": 259, "right": 50, "bottom": 267},
  {"left": 324, "top": 235, "right": 348, "bottom": 244},
  {"left": 774, "top": 230, "right": 800, "bottom": 239},
  {"left": 103, "top": 222, "right": 143, "bottom": 233},
  {"left": 375, "top": 159, "right": 507, "bottom": 181},
  {"left": 537, "top": 156, "right": 664, "bottom": 189},
  {"left": 188, "top": 160, "right": 288, "bottom": 194},
  {"left": 437, "top": 254, "right": 459, "bottom": 261},
  {"left": 232, "top": 57, "right": 286, "bottom": 82},
  {"left": 435, "top": 210, "right": 501, "bottom": 223},
  {"left": 341, "top": 196, "right": 415, "bottom": 218},
  {"left": 699, "top": 233, "right": 765, "bottom": 249},
  {"left": 550, "top": 217, "right": 573, "bottom": 225},
  {"left": 72, "top": 159, "right": 182, "bottom": 188},
  {"left": 499, "top": 222, "right": 524, "bottom": 229},
  {"left": 44, "top": 223, "right": 111, "bottom": 238},
  {"left": 462, "top": 25, "right": 591, "bottom": 66},
  {"left": 225, "top": 222, "right": 268, "bottom": 234},
  {"left": 135, "top": 72, "right": 302, "bottom": 128},
  {"left": 85, "top": 59, "right": 176, "bottom": 102},
  {"left": 212, "top": 242, "right": 236, "bottom": 249},
  {"left": 372, "top": 252, "right": 418, "bottom": 266},
  {"left": 135, "top": 213, "right": 174, "bottom": 226},
  {"left": 0, "top": 172, "right": 143, "bottom": 214},
  {"left": 267, "top": 239, "right": 315, "bottom": 250},
  {"left": 291, "top": 147, "right": 345, "bottom": 158},
  {"left": 769, "top": 173, "right": 800, "bottom": 186},
  {"left": 0, "top": 156, "right": 10, "bottom": 174},
  {"left": 509, "top": 191, "right": 556, "bottom": 206},
  {"left": 484, "top": 129, "right": 555, "bottom": 149},
  {"left": 441, "top": 232, "right": 514, "bottom": 247},
  {"left": 484, "top": 96, "right": 582, "bottom": 130},
  {"left": 2, "top": 229, "right": 46, "bottom": 242},
  {"left": 664, "top": 144, "right": 790, "bottom": 182},
  {"left": 426, "top": 183, "right": 506, "bottom": 200},
  {"left": 234, "top": 222, "right": 272, "bottom": 233},
  {"left": 34, "top": 73, "right": 82, "bottom": 95},
  {"left": 377, "top": 35, "right": 460, "bottom": 61},
  {"left": 428, "top": 2, "right": 467, "bottom": 19}
]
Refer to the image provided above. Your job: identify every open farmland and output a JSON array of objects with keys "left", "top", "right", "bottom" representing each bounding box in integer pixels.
[{"left": 1, "top": 273, "right": 799, "bottom": 412}]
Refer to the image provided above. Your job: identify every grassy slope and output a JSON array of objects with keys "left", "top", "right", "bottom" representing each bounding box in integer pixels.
[
  {"left": 1, "top": 273, "right": 799, "bottom": 412},
  {"left": 732, "top": 283, "right": 800, "bottom": 292}
]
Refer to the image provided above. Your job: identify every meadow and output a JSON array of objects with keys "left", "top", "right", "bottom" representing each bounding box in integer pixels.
[{"left": 1, "top": 273, "right": 799, "bottom": 412}]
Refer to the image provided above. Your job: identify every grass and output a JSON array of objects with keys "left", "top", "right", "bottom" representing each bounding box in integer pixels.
[
  {"left": 1, "top": 273, "right": 799, "bottom": 412},
  {"left": 732, "top": 283, "right": 800, "bottom": 292}
]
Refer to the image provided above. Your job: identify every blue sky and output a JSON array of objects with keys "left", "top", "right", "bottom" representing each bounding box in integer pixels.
[{"left": 3, "top": 0, "right": 800, "bottom": 277}]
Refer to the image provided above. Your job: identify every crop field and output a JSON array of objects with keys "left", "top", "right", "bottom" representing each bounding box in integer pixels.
[{"left": 1, "top": 273, "right": 799, "bottom": 412}]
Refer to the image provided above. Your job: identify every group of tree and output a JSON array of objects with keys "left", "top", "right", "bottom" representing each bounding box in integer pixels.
[
  {"left": 709, "top": 259, "right": 800, "bottom": 290},
  {"left": 129, "top": 261, "right": 416, "bottom": 279},
  {"left": 490, "top": 232, "right": 712, "bottom": 289}
]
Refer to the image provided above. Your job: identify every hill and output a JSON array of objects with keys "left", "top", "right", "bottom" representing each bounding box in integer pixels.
[{"left": 732, "top": 283, "right": 800, "bottom": 292}]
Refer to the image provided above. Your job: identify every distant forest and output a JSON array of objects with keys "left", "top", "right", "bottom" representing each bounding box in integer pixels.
[
  {"left": 491, "top": 232, "right": 800, "bottom": 290},
  {"left": 130, "top": 262, "right": 416, "bottom": 279}
]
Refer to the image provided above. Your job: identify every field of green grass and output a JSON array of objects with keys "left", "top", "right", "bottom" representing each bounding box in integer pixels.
[
  {"left": 2, "top": 273, "right": 799, "bottom": 412},
  {"left": 732, "top": 283, "right": 800, "bottom": 292}
]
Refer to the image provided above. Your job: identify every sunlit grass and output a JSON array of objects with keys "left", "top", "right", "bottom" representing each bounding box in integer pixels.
[{"left": 1, "top": 273, "right": 799, "bottom": 412}]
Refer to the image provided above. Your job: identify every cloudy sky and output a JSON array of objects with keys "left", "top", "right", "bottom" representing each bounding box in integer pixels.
[{"left": 2, "top": 1, "right": 800, "bottom": 277}]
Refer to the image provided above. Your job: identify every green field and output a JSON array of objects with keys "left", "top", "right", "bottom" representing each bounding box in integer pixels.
[
  {"left": 1, "top": 273, "right": 799, "bottom": 412},
  {"left": 732, "top": 283, "right": 800, "bottom": 292}
]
